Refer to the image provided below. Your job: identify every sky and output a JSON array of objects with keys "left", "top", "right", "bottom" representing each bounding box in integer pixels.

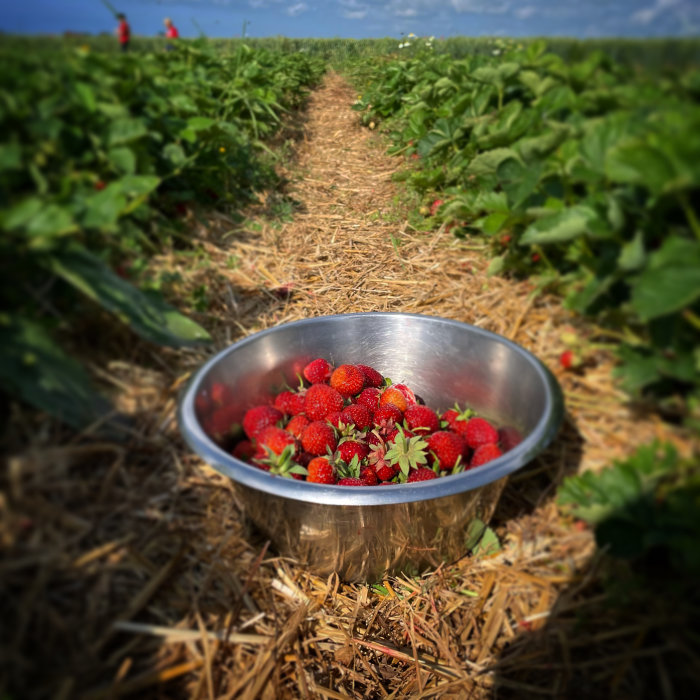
[{"left": 2, "top": 0, "right": 699, "bottom": 39}]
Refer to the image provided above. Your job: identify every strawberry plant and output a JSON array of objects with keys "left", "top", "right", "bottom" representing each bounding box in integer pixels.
[
  {"left": 353, "top": 40, "right": 700, "bottom": 417},
  {"left": 559, "top": 442, "right": 700, "bottom": 577},
  {"left": 0, "top": 40, "right": 324, "bottom": 427}
]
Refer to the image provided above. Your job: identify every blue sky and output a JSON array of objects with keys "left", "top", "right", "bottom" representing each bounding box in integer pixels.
[{"left": 2, "top": 0, "right": 699, "bottom": 39}]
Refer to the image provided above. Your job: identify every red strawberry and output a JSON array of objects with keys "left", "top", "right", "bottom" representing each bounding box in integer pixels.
[
  {"left": 337, "top": 440, "right": 369, "bottom": 463},
  {"left": 232, "top": 439, "right": 255, "bottom": 461},
  {"left": 94, "top": 180, "right": 106, "bottom": 191},
  {"left": 210, "top": 382, "right": 235, "bottom": 407},
  {"left": 368, "top": 441, "right": 398, "bottom": 481},
  {"left": 464, "top": 417, "right": 499, "bottom": 449},
  {"left": 357, "top": 387, "right": 381, "bottom": 411},
  {"left": 301, "top": 421, "right": 337, "bottom": 456},
  {"left": 337, "top": 477, "right": 367, "bottom": 486},
  {"left": 330, "top": 364, "right": 365, "bottom": 397},
  {"left": 307, "top": 457, "right": 336, "bottom": 484},
  {"left": 242, "top": 405, "right": 283, "bottom": 440},
  {"left": 393, "top": 383, "right": 417, "bottom": 406},
  {"left": 430, "top": 199, "right": 443, "bottom": 216},
  {"left": 340, "top": 403, "right": 372, "bottom": 430},
  {"left": 207, "top": 404, "right": 239, "bottom": 439},
  {"left": 404, "top": 405, "right": 439, "bottom": 434},
  {"left": 274, "top": 390, "right": 305, "bottom": 416},
  {"left": 373, "top": 403, "right": 403, "bottom": 427},
  {"left": 385, "top": 425, "right": 414, "bottom": 442},
  {"left": 408, "top": 467, "right": 438, "bottom": 482},
  {"left": 427, "top": 431, "right": 466, "bottom": 470},
  {"left": 285, "top": 414, "right": 310, "bottom": 437},
  {"left": 303, "top": 358, "right": 333, "bottom": 384},
  {"left": 440, "top": 405, "right": 474, "bottom": 435},
  {"left": 325, "top": 411, "right": 344, "bottom": 428},
  {"left": 258, "top": 426, "right": 298, "bottom": 457},
  {"left": 304, "top": 383, "right": 344, "bottom": 421},
  {"left": 357, "top": 364, "right": 383, "bottom": 388},
  {"left": 297, "top": 451, "right": 314, "bottom": 467},
  {"left": 470, "top": 443, "right": 503, "bottom": 467},
  {"left": 560, "top": 350, "right": 574, "bottom": 369},
  {"left": 194, "top": 392, "right": 211, "bottom": 416},
  {"left": 360, "top": 466, "right": 379, "bottom": 485},
  {"left": 499, "top": 426, "right": 523, "bottom": 452}
]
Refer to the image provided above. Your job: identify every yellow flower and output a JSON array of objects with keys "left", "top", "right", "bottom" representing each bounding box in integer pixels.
[
  {"left": 219, "top": 146, "right": 226, "bottom": 153},
  {"left": 408, "top": 32, "right": 416, "bottom": 38}
]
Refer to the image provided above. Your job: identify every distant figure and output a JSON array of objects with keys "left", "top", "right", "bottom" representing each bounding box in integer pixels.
[
  {"left": 115, "top": 13, "right": 130, "bottom": 52},
  {"left": 164, "top": 17, "right": 179, "bottom": 50}
]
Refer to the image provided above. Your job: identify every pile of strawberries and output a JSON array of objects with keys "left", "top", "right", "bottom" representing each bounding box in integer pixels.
[{"left": 200, "top": 358, "right": 522, "bottom": 486}]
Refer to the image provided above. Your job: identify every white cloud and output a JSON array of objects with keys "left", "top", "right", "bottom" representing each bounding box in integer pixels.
[
  {"left": 339, "top": 0, "right": 369, "bottom": 19},
  {"left": 287, "top": 2, "right": 309, "bottom": 17},
  {"left": 632, "top": 0, "right": 681, "bottom": 25},
  {"left": 515, "top": 6, "right": 536, "bottom": 20},
  {"left": 395, "top": 8, "right": 418, "bottom": 17},
  {"left": 450, "top": 0, "right": 511, "bottom": 14}
]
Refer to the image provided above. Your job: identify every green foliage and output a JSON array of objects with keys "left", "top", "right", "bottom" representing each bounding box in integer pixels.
[
  {"left": 0, "top": 39, "right": 325, "bottom": 426},
  {"left": 352, "top": 40, "right": 700, "bottom": 412},
  {"left": 559, "top": 442, "right": 700, "bottom": 574}
]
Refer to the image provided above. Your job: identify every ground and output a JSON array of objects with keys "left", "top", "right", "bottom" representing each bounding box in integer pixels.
[{"left": 1, "top": 72, "right": 696, "bottom": 699}]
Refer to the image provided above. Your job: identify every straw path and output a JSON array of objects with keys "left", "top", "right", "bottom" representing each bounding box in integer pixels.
[{"left": 1, "top": 71, "right": 697, "bottom": 699}]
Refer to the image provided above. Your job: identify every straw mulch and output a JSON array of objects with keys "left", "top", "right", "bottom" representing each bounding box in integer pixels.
[{"left": 2, "top": 71, "right": 698, "bottom": 700}]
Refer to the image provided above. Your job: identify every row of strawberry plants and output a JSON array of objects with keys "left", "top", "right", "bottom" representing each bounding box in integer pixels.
[
  {"left": 353, "top": 40, "right": 700, "bottom": 422},
  {"left": 0, "top": 39, "right": 325, "bottom": 428}
]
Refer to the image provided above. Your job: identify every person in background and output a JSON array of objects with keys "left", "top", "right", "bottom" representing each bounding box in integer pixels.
[
  {"left": 115, "top": 13, "right": 130, "bottom": 52},
  {"left": 164, "top": 17, "right": 179, "bottom": 50}
]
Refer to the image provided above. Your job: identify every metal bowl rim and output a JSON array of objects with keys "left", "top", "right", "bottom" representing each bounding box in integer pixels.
[{"left": 178, "top": 312, "right": 564, "bottom": 506}]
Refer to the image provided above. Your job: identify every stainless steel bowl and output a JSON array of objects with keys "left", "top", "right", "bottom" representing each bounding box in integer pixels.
[{"left": 178, "top": 313, "right": 564, "bottom": 582}]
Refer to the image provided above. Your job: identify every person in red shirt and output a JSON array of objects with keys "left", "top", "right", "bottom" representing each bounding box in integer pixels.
[
  {"left": 115, "top": 13, "right": 130, "bottom": 52},
  {"left": 164, "top": 17, "right": 179, "bottom": 50}
]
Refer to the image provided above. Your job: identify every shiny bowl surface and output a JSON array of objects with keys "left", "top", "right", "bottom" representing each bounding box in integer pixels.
[{"left": 178, "top": 312, "right": 563, "bottom": 581}]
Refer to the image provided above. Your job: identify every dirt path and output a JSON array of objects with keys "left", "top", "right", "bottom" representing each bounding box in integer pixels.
[{"left": 3, "top": 71, "right": 693, "bottom": 699}]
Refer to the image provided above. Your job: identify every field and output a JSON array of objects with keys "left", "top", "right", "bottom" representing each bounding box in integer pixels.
[{"left": 1, "top": 35, "right": 699, "bottom": 698}]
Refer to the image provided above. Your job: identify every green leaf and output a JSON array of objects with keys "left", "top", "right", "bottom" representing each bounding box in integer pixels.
[
  {"left": 0, "top": 317, "right": 111, "bottom": 429},
  {"left": 108, "top": 146, "right": 136, "bottom": 175},
  {"left": 521, "top": 205, "right": 597, "bottom": 245},
  {"left": 464, "top": 518, "right": 487, "bottom": 551},
  {"left": 481, "top": 211, "right": 509, "bottom": 235},
  {"left": 466, "top": 148, "right": 519, "bottom": 177},
  {"left": 473, "top": 527, "right": 501, "bottom": 557},
  {"left": 487, "top": 255, "right": 505, "bottom": 277},
  {"left": 186, "top": 116, "right": 217, "bottom": 131},
  {"left": 73, "top": 81, "right": 97, "bottom": 112},
  {"left": 618, "top": 231, "right": 646, "bottom": 272},
  {"left": 82, "top": 187, "right": 127, "bottom": 229},
  {"left": 109, "top": 118, "right": 148, "bottom": 146},
  {"left": 630, "top": 237, "right": 700, "bottom": 320},
  {"left": 0, "top": 141, "right": 22, "bottom": 170},
  {"left": 605, "top": 141, "right": 677, "bottom": 196},
  {"left": 163, "top": 143, "right": 187, "bottom": 166},
  {"left": 46, "top": 246, "right": 211, "bottom": 347}
]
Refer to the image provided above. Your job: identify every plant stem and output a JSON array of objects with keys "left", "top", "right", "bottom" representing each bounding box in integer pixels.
[{"left": 678, "top": 192, "right": 700, "bottom": 242}]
